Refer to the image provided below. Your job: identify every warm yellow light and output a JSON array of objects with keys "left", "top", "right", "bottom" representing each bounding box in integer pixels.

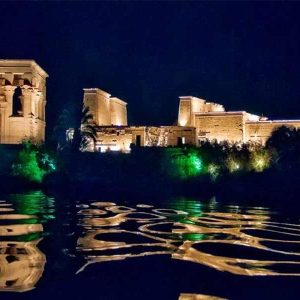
[
  {"left": 100, "top": 146, "right": 107, "bottom": 153},
  {"left": 207, "top": 163, "right": 220, "bottom": 180},
  {"left": 250, "top": 150, "right": 271, "bottom": 172},
  {"left": 110, "top": 145, "right": 120, "bottom": 151},
  {"left": 225, "top": 156, "right": 241, "bottom": 173},
  {"left": 179, "top": 118, "right": 188, "bottom": 126},
  {"left": 115, "top": 118, "right": 121, "bottom": 126}
]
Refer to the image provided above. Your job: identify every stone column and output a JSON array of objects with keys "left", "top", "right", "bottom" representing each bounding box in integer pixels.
[
  {"left": 34, "top": 90, "right": 45, "bottom": 121},
  {"left": 0, "top": 95, "right": 6, "bottom": 143},
  {"left": 2, "top": 85, "right": 16, "bottom": 117},
  {"left": 1, "top": 86, "right": 16, "bottom": 142},
  {"left": 21, "top": 86, "right": 35, "bottom": 139},
  {"left": 42, "top": 100, "right": 46, "bottom": 121},
  {"left": 30, "top": 88, "right": 41, "bottom": 118},
  {"left": 37, "top": 92, "right": 44, "bottom": 121},
  {"left": 35, "top": 92, "right": 42, "bottom": 119},
  {"left": 31, "top": 95, "right": 36, "bottom": 116},
  {"left": 21, "top": 86, "right": 33, "bottom": 116}
]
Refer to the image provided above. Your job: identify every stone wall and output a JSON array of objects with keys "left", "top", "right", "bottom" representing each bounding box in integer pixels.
[
  {"left": 146, "top": 126, "right": 196, "bottom": 146},
  {"left": 194, "top": 112, "right": 245, "bottom": 143},
  {"left": 83, "top": 89, "right": 100, "bottom": 124},
  {"left": 178, "top": 96, "right": 225, "bottom": 127},
  {"left": 97, "top": 90, "right": 111, "bottom": 125},
  {"left": 131, "top": 126, "right": 146, "bottom": 146},
  {"left": 83, "top": 88, "right": 111, "bottom": 126},
  {"left": 93, "top": 127, "right": 132, "bottom": 153},
  {"left": 88, "top": 125, "right": 196, "bottom": 153},
  {"left": 245, "top": 121, "right": 300, "bottom": 144},
  {"left": 110, "top": 97, "right": 127, "bottom": 126},
  {"left": 165, "top": 126, "right": 196, "bottom": 146},
  {"left": 141, "top": 126, "right": 196, "bottom": 147},
  {"left": 83, "top": 89, "right": 127, "bottom": 126},
  {"left": 178, "top": 97, "right": 193, "bottom": 126}
]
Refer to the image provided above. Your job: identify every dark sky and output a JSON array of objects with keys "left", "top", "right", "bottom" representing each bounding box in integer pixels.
[{"left": 1, "top": 2, "right": 300, "bottom": 134}]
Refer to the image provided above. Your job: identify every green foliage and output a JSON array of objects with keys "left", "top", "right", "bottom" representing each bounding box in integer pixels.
[
  {"left": 11, "top": 140, "right": 56, "bottom": 183},
  {"left": 38, "top": 152, "right": 56, "bottom": 173},
  {"left": 163, "top": 140, "right": 275, "bottom": 181},
  {"left": 164, "top": 148, "right": 203, "bottom": 179},
  {"left": 198, "top": 140, "right": 228, "bottom": 165},
  {"left": 266, "top": 126, "right": 300, "bottom": 168}
]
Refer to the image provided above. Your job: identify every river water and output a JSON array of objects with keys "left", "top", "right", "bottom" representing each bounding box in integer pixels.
[{"left": 0, "top": 190, "right": 300, "bottom": 299}]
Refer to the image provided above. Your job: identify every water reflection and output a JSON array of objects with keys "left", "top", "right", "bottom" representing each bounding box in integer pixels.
[
  {"left": 178, "top": 293, "right": 227, "bottom": 300},
  {"left": 77, "top": 198, "right": 300, "bottom": 276},
  {"left": 0, "top": 191, "right": 54, "bottom": 292}
]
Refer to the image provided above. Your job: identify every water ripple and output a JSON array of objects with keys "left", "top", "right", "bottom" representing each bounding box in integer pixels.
[
  {"left": 77, "top": 200, "right": 300, "bottom": 276},
  {"left": 0, "top": 191, "right": 54, "bottom": 292}
]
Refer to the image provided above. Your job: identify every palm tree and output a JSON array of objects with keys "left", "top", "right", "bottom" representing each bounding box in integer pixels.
[
  {"left": 71, "top": 106, "right": 97, "bottom": 152},
  {"left": 80, "top": 106, "right": 97, "bottom": 151}
]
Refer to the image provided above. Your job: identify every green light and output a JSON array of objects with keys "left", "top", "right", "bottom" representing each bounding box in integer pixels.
[
  {"left": 12, "top": 141, "right": 56, "bottom": 183},
  {"left": 169, "top": 197, "right": 203, "bottom": 217},
  {"left": 12, "top": 143, "right": 46, "bottom": 182},
  {"left": 170, "top": 151, "right": 203, "bottom": 179},
  {"left": 11, "top": 191, "right": 55, "bottom": 224},
  {"left": 39, "top": 153, "right": 57, "bottom": 172},
  {"left": 182, "top": 233, "right": 205, "bottom": 241},
  {"left": 192, "top": 154, "right": 202, "bottom": 171}
]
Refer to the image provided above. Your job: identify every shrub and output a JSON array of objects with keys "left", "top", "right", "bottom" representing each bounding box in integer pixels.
[{"left": 12, "top": 140, "right": 56, "bottom": 183}]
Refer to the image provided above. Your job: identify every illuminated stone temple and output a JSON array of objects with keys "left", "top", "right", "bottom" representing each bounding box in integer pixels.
[
  {"left": 178, "top": 96, "right": 300, "bottom": 145},
  {"left": 81, "top": 88, "right": 196, "bottom": 152},
  {"left": 0, "top": 60, "right": 48, "bottom": 144},
  {"left": 80, "top": 88, "right": 300, "bottom": 153}
]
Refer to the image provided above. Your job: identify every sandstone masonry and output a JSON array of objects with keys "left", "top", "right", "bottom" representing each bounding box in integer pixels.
[{"left": 0, "top": 60, "right": 48, "bottom": 144}]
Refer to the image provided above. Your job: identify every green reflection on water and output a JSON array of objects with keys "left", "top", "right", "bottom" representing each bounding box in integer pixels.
[
  {"left": 14, "top": 232, "right": 43, "bottom": 242},
  {"left": 9, "top": 190, "right": 55, "bottom": 224},
  {"left": 169, "top": 197, "right": 204, "bottom": 217},
  {"left": 182, "top": 233, "right": 206, "bottom": 241},
  {"left": 0, "top": 190, "right": 54, "bottom": 292}
]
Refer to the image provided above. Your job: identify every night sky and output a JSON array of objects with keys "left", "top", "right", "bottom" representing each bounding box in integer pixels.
[{"left": 1, "top": 2, "right": 300, "bottom": 136}]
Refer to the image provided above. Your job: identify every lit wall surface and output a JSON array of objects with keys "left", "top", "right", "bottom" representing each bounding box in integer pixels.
[
  {"left": 178, "top": 96, "right": 300, "bottom": 144},
  {"left": 80, "top": 88, "right": 300, "bottom": 152},
  {"left": 83, "top": 88, "right": 127, "bottom": 126}
]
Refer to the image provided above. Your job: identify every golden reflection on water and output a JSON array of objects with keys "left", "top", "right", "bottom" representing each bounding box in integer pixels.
[
  {"left": 179, "top": 293, "right": 227, "bottom": 300},
  {"left": 0, "top": 191, "right": 53, "bottom": 292},
  {"left": 77, "top": 200, "right": 300, "bottom": 276}
]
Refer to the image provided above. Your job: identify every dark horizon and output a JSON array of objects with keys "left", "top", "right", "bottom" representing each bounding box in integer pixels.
[{"left": 1, "top": 2, "right": 300, "bottom": 136}]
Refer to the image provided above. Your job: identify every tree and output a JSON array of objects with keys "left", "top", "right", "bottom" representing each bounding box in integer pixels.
[
  {"left": 69, "top": 106, "right": 97, "bottom": 152},
  {"left": 266, "top": 126, "right": 300, "bottom": 168}
]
